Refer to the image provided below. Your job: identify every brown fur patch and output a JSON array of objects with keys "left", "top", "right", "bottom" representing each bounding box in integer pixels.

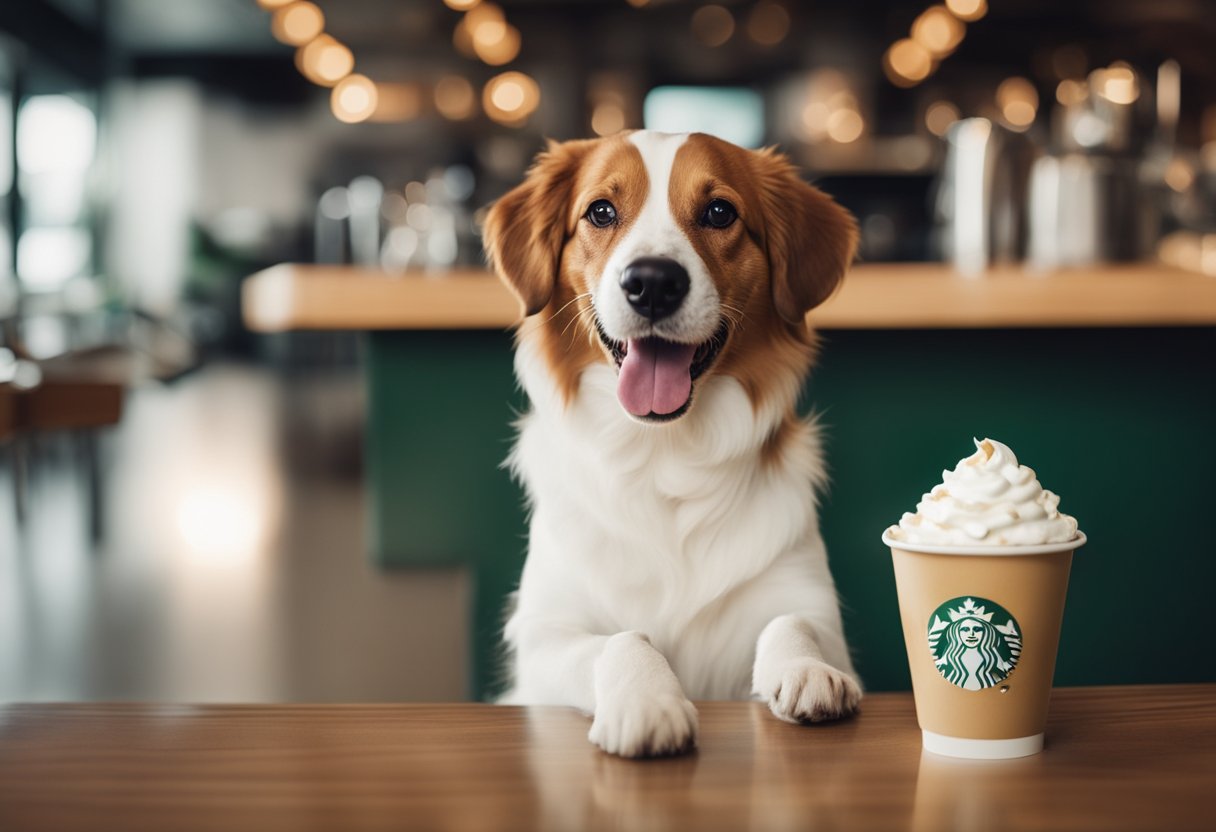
[
  {"left": 483, "top": 138, "right": 597, "bottom": 317},
  {"left": 760, "top": 413, "right": 801, "bottom": 468},
  {"left": 486, "top": 135, "right": 650, "bottom": 405},
  {"left": 750, "top": 147, "right": 859, "bottom": 324},
  {"left": 669, "top": 134, "right": 853, "bottom": 414}
]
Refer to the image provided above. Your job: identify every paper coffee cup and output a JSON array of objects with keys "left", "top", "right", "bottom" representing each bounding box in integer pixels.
[{"left": 883, "top": 530, "right": 1086, "bottom": 760}]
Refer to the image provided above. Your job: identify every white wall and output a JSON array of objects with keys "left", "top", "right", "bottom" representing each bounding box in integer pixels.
[{"left": 105, "top": 79, "right": 202, "bottom": 316}]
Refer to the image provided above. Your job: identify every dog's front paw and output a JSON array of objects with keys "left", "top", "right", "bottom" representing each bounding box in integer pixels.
[
  {"left": 755, "top": 657, "right": 861, "bottom": 724},
  {"left": 588, "top": 692, "right": 698, "bottom": 758}
]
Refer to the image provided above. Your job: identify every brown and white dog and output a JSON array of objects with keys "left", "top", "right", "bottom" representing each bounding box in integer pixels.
[{"left": 483, "top": 130, "right": 860, "bottom": 758}]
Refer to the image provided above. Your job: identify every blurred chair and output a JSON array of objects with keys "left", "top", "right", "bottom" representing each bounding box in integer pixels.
[{"left": 0, "top": 338, "right": 124, "bottom": 539}]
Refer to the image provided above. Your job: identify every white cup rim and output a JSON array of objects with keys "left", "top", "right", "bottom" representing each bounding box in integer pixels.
[{"left": 881, "top": 530, "right": 1086, "bottom": 556}]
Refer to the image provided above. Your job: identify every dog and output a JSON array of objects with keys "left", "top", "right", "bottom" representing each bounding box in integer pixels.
[{"left": 482, "top": 130, "right": 861, "bottom": 758}]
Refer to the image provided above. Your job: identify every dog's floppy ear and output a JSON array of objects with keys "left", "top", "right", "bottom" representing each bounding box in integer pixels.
[
  {"left": 483, "top": 139, "right": 594, "bottom": 317},
  {"left": 752, "top": 148, "right": 858, "bottom": 325}
]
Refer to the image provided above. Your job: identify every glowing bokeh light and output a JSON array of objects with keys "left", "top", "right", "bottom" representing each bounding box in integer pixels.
[
  {"left": 691, "top": 5, "right": 735, "bottom": 47},
  {"left": 747, "top": 2, "right": 790, "bottom": 46},
  {"left": 884, "top": 39, "right": 933, "bottom": 87},
  {"left": 435, "top": 76, "right": 477, "bottom": 120},
  {"left": 271, "top": 2, "right": 324, "bottom": 47},
  {"left": 945, "top": 0, "right": 987, "bottom": 22},
  {"left": 483, "top": 71, "right": 540, "bottom": 125},
  {"left": 295, "top": 35, "right": 354, "bottom": 87},
  {"left": 331, "top": 74, "right": 378, "bottom": 123},
  {"left": 591, "top": 103, "right": 627, "bottom": 136},
  {"left": 826, "top": 109, "right": 864, "bottom": 143},
  {"left": 925, "top": 100, "right": 960, "bottom": 136},
  {"left": 912, "top": 5, "right": 965, "bottom": 57}
]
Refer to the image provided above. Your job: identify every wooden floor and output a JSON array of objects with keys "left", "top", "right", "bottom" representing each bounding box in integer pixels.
[
  {"left": 0, "top": 362, "right": 468, "bottom": 703},
  {"left": 1, "top": 686, "right": 1211, "bottom": 832}
]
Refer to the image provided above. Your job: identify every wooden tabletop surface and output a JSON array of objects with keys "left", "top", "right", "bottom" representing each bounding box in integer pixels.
[
  {"left": 1, "top": 685, "right": 1212, "bottom": 832},
  {"left": 241, "top": 262, "right": 1216, "bottom": 332}
]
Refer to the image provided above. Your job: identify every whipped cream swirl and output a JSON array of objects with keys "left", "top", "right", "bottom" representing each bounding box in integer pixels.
[{"left": 887, "top": 438, "right": 1078, "bottom": 546}]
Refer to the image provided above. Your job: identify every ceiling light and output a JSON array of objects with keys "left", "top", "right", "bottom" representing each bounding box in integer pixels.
[
  {"left": 271, "top": 2, "right": 324, "bottom": 47},
  {"left": 945, "top": 0, "right": 987, "bottom": 22},
  {"left": 331, "top": 74, "right": 378, "bottom": 124},
  {"left": 691, "top": 5, "right": 735, "bottom": 47},
  {"left": 884, "top": 39, "right": 933, "bottom": 87}
]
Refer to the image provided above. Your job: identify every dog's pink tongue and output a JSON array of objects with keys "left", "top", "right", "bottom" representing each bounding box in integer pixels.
[{"left": 617, "top": 338, "right": 697, "bottom": 417}]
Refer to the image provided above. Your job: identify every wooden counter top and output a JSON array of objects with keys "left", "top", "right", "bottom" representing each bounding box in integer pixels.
[
  {"left": 242, "top": 262, "right": 1216, "bottom": 332},
  {"left": 1, "top": 685, "right": 1211, "bottom": 831}
]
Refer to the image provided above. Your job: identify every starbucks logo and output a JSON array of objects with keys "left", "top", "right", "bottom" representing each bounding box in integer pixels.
[{"left": 927, "top": 597, "right": 1022, "bottom": 691}]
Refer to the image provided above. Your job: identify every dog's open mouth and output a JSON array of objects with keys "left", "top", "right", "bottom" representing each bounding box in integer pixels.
[{"left": 595, "top": 318, "right": 729, "bottom": 422}]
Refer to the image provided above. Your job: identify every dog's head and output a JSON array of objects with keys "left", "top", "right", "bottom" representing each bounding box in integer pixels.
[{"left": 483, "top": 131, "right": 857, "bottom": 424}]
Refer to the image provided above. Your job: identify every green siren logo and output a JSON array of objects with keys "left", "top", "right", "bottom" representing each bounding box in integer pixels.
[{"left": 927, "top": 597, "right": 1022, "bottom": 691}]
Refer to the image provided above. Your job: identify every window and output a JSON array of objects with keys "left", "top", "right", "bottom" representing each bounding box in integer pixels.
[
  {"left": 643, "top": 86, "right": 766, "bottom": 149},
  {"left": 15, "top": 93, "right": 97, "bottom": 292}
]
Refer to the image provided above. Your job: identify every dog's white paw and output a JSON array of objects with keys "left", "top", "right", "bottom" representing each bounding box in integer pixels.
[
  {"left": 588, "top": 692, "right": 698, "bottom": 758},
  {"left": 755, "top": 657, "right": 861, "bottom": 724}
]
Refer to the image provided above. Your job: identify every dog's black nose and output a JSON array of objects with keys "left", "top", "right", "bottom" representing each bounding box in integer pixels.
[{"left": 619, "top": 257, "right": 690, "bottom": 321}]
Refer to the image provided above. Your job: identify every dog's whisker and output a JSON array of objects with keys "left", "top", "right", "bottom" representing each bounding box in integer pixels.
[
  {"left": 719, "top": 303, "right": 746, "bottom": 327},
  {"left": 561, "top": 304, "right": 596, "bottom": 342},
  {"left": 547, "top": 292, "right": 593, "bottom": 325}
]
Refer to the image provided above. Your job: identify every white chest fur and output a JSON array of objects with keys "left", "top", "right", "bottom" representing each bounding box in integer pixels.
[{"left": 503, "top": 340, "right": 846, "bottom": 700}]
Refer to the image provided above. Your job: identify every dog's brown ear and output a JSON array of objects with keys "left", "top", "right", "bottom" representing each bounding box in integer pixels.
[
  {"left": 752, "top": 148, "right": 858, "bottom": 325},
  {"left": 483, "top": 139, "right": 594, "bottom": 317}
]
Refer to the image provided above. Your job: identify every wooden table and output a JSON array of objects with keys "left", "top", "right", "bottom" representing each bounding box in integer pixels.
[{"left": 1, "top": 685, "right": 1211, "bottom": 831}]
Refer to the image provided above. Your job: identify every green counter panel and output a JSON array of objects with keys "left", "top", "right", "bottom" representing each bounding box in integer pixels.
[{"left": 366, "top": 327, "right": 1216, "bottom": 700}]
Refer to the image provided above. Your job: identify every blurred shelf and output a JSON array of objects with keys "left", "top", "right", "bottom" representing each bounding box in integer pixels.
[{"left": 242, "top": 262, "right": 1216, "bottom": 333}]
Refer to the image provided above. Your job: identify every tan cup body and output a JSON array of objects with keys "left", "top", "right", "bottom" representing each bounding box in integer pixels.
[{"left": 891, "top": 545, "right": 1074, "bottom": 741}]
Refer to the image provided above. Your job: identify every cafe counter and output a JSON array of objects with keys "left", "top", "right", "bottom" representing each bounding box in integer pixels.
[{"left": 242, "top": 263, "right": 1216, "bottom": 700}]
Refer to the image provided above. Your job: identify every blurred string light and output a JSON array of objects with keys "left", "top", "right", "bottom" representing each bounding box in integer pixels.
[
  {"left": 270, "top": 1, "right": 324, "bottom": 46},
  {"left": 1093, "top": 62, "right": 1139, "bottom": 105},
  {"left": 945, "top": 0, "right": 987, "bottom": 22},
  {"left": 435, "top": 75, "right": 477, "bottom": 120},
  {"left": 589, "top": 76, "right": 631, "bottom": 136},
  {"left": 483, "top": 71, "right": 541, "bottom": 126},
  {"left": 331, "top": 74, "right": 378, "bottom": 123},
  {"left": 826, "top": 107, "right": 864, "bottom": 143},
  {"left": 884, "top": 39, "right": 933, "bottom": 87},
  {"left": 798, "top": 70, "right": 865, "bottom": 145},
  {"left": 1056, "top": 78, "right": 1087, "bottom": 106},
  {"left": 591, "top": 103, "right": 627, "bottom": 136},
  {"left": 257, "top": 1, "right": 543, "bottom": 126},
  {"left": 996, "top": 76, "right": 1038, "bottom": 130},
  {"left": 884, "top": 0, "right": 983, "bottom": 88},
  {"left": 453, "top": 3, "right": 522, "bottom": 67},
  {"left": 911, "top": 5, "right": 964, "bottom": 57},
  {"left": 747, "top": 2, "right": 790, "bottom": 46},
  {"left": 1164, "top": 158, "right": 1195, "bottom": 193},
  {"left": 474, "top": 24, "right": 521, "bottom": 65},
  {"left": 691, "top": 5, "right": 735, "bottom": 47},
  {"left": 295, "top": 34, "right": 354, "bottom": 87},
  {"left": 925, "top": 100, "right": 960, "bottom": 136}
]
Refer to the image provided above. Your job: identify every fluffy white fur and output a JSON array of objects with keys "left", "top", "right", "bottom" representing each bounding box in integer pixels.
[
  {"left": 497, "top": 131, "right": 860, "bottom": 758},
  {"left": 500, "top": 342, "right": 860, "bottom": 756}
]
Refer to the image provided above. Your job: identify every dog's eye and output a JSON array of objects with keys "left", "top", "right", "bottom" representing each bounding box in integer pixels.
[
  {"left": 701, "top": 199, "right": 737, "bottom": 229},
  {"left": 586, "top": 200, "right": 618, "bottom": 228}
]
